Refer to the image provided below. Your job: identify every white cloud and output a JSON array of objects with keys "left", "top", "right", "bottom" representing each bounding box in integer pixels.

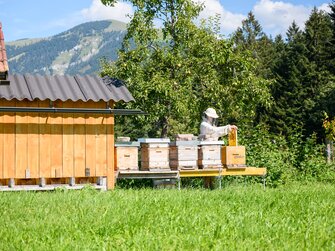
[
  {"left": 41, "top": 0, "right": 133, "bottom": 36},
  {"left": 196, "top": 0, "right": 331, "bottom": 37},
  {"left": 318, "top": 3, "right": 331, "bottom": 13},
  {"left": 81, "top": 0, "right": 133, "bottom": 23},
  {"left": 49, "top": 0, "right": 331, "bottom": 38},
  {"left": 196, "top": 0, "right": 245, "bottom": 33},
  {"left": 253, "top": 0, "right": 330, "bottom": 36}
]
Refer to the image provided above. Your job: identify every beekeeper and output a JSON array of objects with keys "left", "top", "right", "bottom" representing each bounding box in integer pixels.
[{"left": 199, "top": 108, "right": 237, "bottom": 141}]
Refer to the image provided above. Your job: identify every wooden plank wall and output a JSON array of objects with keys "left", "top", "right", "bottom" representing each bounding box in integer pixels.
[{"left": 0, "top": 99, "right": 115, "bottom": 188}]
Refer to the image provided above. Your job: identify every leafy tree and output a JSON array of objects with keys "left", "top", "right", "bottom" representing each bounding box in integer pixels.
[{"left": 101, "top": 0, "right": 271, "bottom": 138}]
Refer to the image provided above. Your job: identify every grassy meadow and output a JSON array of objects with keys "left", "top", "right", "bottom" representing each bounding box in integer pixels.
[{"left": 1, "top": 183, "right": 334, "bottom": 250}]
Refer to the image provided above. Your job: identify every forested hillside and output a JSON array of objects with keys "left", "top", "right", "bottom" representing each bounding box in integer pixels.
[{"left": 7, "top": 20, "right": 126, "bottom": 75}]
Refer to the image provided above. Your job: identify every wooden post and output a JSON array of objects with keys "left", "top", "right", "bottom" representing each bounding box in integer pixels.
[
  {"left": 62, "top": 101, "right": 74, "bottom": 177},
  {"left": 95, "top": 102, "right": 107, "bottom": 177},
  {"left": 106, "top": 102, "right": 115, "bottom": 190},
  {"left": 3, "top": 100, "right": 16, "bottom": 179},
  {"left": 27, "top": 102, "right": 40, "bottom": 178},
  {"left": 0, "top": 99, "right": 3, "bottom": 179},
  {"left": 50, "top": 101, "right": 63, "bottom": 178},
  {"left": 73, "top": 101, "right": 86, "bottom": 177},
  {"left": 326, "top": 139, "right": 332, "bottom": 164},
  {"left": 85, "top": 101, "right": 96, "bottom": 178},
  {"left": 332, "top": 141, "right": 334, "bottom": 162},
  {"left": 39, "top": 100, "right": 51, "bottom": 178}
]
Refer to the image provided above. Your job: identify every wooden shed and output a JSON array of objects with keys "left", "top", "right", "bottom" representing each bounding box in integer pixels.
[
  {"left": 0, "top": 74, "right": 135, "bottom": 190},
  {"left": 0, "top": 23, "right": 137, "bottom": 190}
]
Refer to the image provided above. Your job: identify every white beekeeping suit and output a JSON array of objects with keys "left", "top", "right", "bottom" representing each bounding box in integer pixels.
[{"left": 199, "top": 108, "right": 237, "bottom": 141}]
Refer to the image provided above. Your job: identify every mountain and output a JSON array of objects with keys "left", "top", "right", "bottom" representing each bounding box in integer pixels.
[{"left": 6, "top": 20, "right": 126, "bottom": 75}]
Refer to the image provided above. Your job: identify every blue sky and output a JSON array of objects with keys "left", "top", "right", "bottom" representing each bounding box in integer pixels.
[{"left": 0, "top": 0, "right": 331, "bottom": 41}]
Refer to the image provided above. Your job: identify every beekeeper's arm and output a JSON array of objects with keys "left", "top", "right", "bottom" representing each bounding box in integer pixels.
[
  {"left": 201, "top": 122, "right": 233, "bottom": 137},
  {"left": 206, "top": 124, "right": 231, "bottom": 137}
]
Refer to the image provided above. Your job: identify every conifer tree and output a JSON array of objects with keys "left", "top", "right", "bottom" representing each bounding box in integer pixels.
[
  {"left": 268, "top": 22, "right": 310, "bottom": 136},
  {"left": 303, "top": 8, "right": 334, "bottom": 136},
  {"left": 232, "top": 12, "right": 274, "bottom": 79},
  {"left": 328, "top": 1, "right": 335, "bottom": 74}
]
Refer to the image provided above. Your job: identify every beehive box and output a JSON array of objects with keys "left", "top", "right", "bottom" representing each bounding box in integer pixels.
[
  {"left": 198, "top": 141, "right": 224, "bottom": 169},
  {"left": 138, "top": 138, "right": 170, "bottom": 171},
  {"left": 115, "top": 142, "right": 140, "bottom": 171},
  {"left": 221, "top": 146, "right": 246, "bottom": 169},
  {"left": 169, "top": 141, "right": 199, "bottom": 170}
]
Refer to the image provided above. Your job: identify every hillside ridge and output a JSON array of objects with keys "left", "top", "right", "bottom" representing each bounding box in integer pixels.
[{"left": 7, "top": 20, "right": 127, "bottom": 75}]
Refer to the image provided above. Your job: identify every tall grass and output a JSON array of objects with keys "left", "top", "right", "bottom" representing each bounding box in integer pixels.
[{"left": 1, "top": 184, "right": 334, "bottom": 250}]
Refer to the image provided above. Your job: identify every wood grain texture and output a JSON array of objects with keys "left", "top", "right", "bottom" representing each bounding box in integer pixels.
[
  {"left": 0, "top": 99, "right": 115, "bottom": 187},
  {"left": 27, "top": 102, "right": 40, "bottom": 178},
  {"left": 0, "top": 99, "right": 3, "bottom": 179},
  {"left": 3, "top": 100, "right": 16, "bottom": 178},
  {"left": 50, "top": 101, "right": 63, "bottom": 177},
  {"left": 106, "top": 102, "right": 115, "bottom": 189},
  {"left": 95, "top": 101, "right": 107, "bottom": 176},
  {"left": 115, "top": 147, "right": 139, "bottom": 171},
  {"left": 39, "top": 100, "right": 51, "bottom": 178},
  {"left": 62, "top": 101, "right": 74, "bottom": 177},
  {"left": 15, "top": 100, "right": 28, "bottom": 178},
  {"left": 85, "top": 101, "right": 97, "bottom": 177},
  {"left": 73, "top": 101, "right": 86, "bottom": 177}
]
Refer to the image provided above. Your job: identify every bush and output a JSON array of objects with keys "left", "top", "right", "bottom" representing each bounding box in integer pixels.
[{"left": 239, "top": 125, "right": 335, "bottom": 186}]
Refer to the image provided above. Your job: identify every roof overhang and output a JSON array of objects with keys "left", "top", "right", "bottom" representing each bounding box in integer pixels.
[{"left": 0, "top": 106, "right": 146, "bottom": 115}]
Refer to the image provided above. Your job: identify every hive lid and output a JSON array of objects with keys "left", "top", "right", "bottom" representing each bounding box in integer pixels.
[
  {"left": 199, "top": 141, "right": 225, "bottom": 145},
  {"left": 138, "top": 138, "right": 170, "bottom": 143},
  {"left": 115, "top": 142, "right": 140, "bottom": 147},
  {"left": 170, "top": 141, "right": 199, "bottom": 146}
]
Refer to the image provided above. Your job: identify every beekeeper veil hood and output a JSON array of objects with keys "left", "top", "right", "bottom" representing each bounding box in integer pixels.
[{"left": 203, "top": 108, "right": 219, "bottom": 125}]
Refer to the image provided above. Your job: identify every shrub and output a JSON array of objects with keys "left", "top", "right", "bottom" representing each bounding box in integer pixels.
[{"left": 239, "top": 125, "right": 335, "bottom": 186}]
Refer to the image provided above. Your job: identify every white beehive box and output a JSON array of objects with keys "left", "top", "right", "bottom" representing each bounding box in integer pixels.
[
  {"left": 138, "top": 138, "right": 170, "bottom": 171},
  {"left": 115, "top": 142, "right": 140, "bottom": 171},
  {"left": 198, "top": 141, "right": 225, "bottom": 169},
  {"left": 169, "top": 141, "right": 199, "bottom": 170}
]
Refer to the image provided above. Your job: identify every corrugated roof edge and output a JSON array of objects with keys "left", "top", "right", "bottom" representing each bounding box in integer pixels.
[
  {"left": 0, "top": 74, "right": 135, "bottom": 103},
  {"left": 0, "top": 97, "right": 133, "bottom": 103}
]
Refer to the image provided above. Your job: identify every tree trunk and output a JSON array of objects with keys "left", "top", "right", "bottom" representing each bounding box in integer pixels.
[{"left": 160, "top": 116, "right": 169, "bottom": 138}]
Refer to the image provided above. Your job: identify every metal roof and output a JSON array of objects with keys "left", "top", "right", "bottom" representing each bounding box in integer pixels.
[
  {"left": 0, "top": 74, "right": 135, "bottom": 103},
  {"left": 0, "top": 22, "right": 9, "bottom": 74}
]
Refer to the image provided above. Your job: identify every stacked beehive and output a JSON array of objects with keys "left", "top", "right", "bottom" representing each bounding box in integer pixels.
[
  {"left": 115, "top": 137, "right": 140, "bottom": 171},
  {"left": 138, "top": 138, "right": 170, "bottom": 171},
  {"left": 198, "top": 141, "right": 225, "bottom": 169},
  {"left": 169, "top": 134, "right": 198, "bottom": 170}
]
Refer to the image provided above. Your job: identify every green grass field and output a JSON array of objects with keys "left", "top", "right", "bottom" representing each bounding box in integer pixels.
[{"left": 1, "top": 183, "right": 334, "bottom": 250}]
